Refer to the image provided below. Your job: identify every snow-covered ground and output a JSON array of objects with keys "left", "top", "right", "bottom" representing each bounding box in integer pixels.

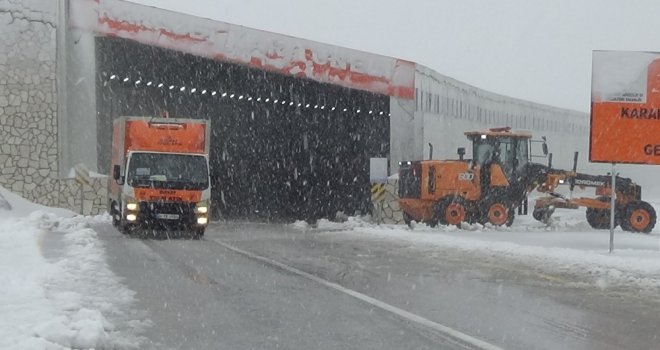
[
  {"left": 298, "top": 199, "right": 660, "bottom": 294},
  {"left": 4, "top": 181, "right": 660, "bottom": 348},
  {"left": 0, "top": 187, "right": 147, "bottom": 349}
]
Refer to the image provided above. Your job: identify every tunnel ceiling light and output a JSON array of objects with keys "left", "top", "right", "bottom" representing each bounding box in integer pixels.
[{"left": 105, "top": 72, "right": 392, "bottom": 117}]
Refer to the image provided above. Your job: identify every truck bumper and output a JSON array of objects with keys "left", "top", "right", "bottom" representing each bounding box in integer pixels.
[{"left": 124, "top": 202, "right": 208, "bottom": 229}]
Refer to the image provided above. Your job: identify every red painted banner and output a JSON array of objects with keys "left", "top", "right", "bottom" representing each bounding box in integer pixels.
[{"left": 69, "top": 0, "right": 415, "bottom": 99}]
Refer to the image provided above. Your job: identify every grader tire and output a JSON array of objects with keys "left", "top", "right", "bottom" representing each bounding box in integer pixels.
[
  {"left": 482, "top": 201, "right": 515, "bottom": 227},
  {"left": 586, "top": 196, "right": 617, "bottom": 230},
  {"left": 436, "top": 196, "right": 469, "bottom": 227},
  {"left": 620, "top": 201, "right": 656, "bottom": 233}
]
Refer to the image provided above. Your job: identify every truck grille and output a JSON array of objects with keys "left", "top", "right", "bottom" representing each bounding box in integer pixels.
[{"left": 137, "top": 202, "right": 197, "bottom": 227}]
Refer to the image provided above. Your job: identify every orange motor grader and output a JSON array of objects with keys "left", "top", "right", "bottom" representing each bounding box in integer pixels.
[{"left": 397, "top": 127, "right": 657, "bottom": 233}]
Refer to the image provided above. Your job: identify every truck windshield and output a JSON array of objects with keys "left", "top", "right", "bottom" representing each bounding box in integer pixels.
[{"left": 126, "top": 153, "right": 209, "bottom": 190}]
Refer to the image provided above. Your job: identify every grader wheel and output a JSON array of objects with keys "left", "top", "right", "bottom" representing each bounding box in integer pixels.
[
  {"left": 483, "top": 201, "right": 514, "bottom": 227},
  {"left": 620, "top": 201, "right": 656, "bottom": 233},
  {"left": 436, "top": 196, "right": 468, "bottom": 226},
  {"left": 586, "top": 196, "right": 617, "bottom": 230}
]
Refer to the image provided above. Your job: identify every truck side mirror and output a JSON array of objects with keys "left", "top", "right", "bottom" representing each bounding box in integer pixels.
[
  {"left": 113, "top": 165, "right": 124, "bottom": 184},
  {"left": 542, "top": 142, "right": 548, "bottom": 156},
  {"left": 457, "top": 147, "right": 466, "bottom": 160}
]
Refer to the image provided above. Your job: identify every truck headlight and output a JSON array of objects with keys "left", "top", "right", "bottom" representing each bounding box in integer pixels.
[
  {"left": 195, "top": 201, "right": 209, "bottom": 214},
  {"left": 125, "top": 197, "right": 139, "bottom": 211}
]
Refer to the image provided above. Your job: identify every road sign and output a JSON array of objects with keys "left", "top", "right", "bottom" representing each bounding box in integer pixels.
[
  {"left": 74, "top": 163, "right": 92, "bottom": 186},
  {"left": 590, "top": 51, "right": 660, "bottom": 164},
  {"left": 369, "top": 158, "right": 388, "bottom": 183}
]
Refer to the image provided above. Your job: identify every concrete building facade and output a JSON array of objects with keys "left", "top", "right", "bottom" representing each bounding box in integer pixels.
[{"left": 0, "top": 0, "right": 596, "bottom": 218}]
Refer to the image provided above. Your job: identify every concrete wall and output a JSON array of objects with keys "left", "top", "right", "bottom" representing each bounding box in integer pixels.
[{"left": 59, "top": 0, "right": 97, "bottom": 176}]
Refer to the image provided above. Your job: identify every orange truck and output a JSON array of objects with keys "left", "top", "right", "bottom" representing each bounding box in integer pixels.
[{"left": 108, "top": 116, "right": 211, "bottom": 237}]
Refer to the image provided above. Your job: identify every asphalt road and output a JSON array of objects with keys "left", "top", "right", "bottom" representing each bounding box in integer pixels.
[{"left": 95, "top": 222, "right": 660, "bottom": 350}]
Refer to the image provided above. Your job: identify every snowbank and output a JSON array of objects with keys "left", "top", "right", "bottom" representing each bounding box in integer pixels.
[
  {"left": 0, "top": 187, "right": 147, "bottom": 349},
  {"left": 0, "top": 186, "right": 74, "bottom": 218},
  {"left": 302, "top": 207, "right": 660, "bottom": 293}
]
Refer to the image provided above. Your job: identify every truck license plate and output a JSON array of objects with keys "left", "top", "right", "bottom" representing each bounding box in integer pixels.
[{"left": 156, "top": 213, "right": 180, "bottom": 220}]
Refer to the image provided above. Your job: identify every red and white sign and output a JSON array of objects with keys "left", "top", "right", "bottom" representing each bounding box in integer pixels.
[
  {"left": 590, "top": 51, "right": 660, "bottom": 164},
  {"left": 69, "top": 0, "right": 415, "bottom": 99}
]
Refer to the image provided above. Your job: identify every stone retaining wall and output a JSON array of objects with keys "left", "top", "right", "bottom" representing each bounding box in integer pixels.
[
  {"left": 0, "top": 2, "right": 59, "bottom": 207},
  {"left": 58, "top": 178, "right": 108, "bottom": 215},
  {"left": 372, "top": 176, "right": 405, "bottom": 225},
  {"left": 0, "top": 1, "right": 108, "bottom": 216}
]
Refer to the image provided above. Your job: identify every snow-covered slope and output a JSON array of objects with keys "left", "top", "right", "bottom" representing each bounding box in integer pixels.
[
  {"left": 0, "top": 187, "right": 147, "bottom": 349},
  {"left": 0, "top": 187, "right": 74, "bottom": 218}
]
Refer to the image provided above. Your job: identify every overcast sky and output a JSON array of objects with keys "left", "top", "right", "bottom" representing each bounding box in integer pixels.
[{"left": 129, "top": 0, "right": 660, "bottom": 113}]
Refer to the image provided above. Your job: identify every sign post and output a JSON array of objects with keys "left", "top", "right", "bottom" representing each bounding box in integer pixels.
[
  {"left": 609, "top": 164, "right": 616, "bottom": 253},
  {"left": 369, "top": 158, "right": 388, "bottom": 224},
  {"left": 74, "top": 163, "right": 91, "bottom": 215}
]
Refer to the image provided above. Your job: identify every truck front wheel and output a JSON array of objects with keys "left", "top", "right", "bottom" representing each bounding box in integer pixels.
[
  {"left": 193, "top": 228, "right": 205, "bottom": 239},
  {"left": 111, "top": 201, "right": 120, "bottom": 227}
]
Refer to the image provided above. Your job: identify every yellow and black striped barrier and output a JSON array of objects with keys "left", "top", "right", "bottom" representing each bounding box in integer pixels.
[{"left": 371, "top": 183, "right": 386, "bottom": 203}]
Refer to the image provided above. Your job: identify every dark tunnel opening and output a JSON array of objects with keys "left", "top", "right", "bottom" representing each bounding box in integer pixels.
[{"left": 95, "top": 37, "right": 390, "bottom": 222}]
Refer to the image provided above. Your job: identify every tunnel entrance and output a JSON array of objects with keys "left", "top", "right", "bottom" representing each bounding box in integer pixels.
[{"left": 96, "top": 37, "right": 390, "bottom": 222}]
